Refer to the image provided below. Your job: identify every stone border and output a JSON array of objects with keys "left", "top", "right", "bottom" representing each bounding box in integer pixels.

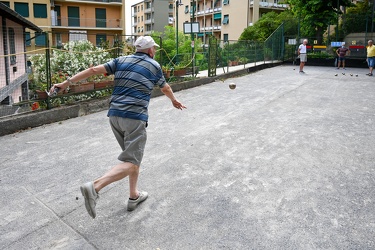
[{"left": 0, "top": 62, "right": 281, "bottom": 136}]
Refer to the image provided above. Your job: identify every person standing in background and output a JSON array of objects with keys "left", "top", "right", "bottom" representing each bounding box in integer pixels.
[
  {"left": 298, "top": 39, "right": 308, "bottom": 73},
  {"left": 366, "top": 40, "right": 375, "bottom": 76},
  {"left": 336, "top": 42, "right": 350, "bottom": 70}
]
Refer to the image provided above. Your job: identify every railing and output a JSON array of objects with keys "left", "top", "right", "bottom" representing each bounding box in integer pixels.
[
  {"left": 61, "top": 0, "right": 122, "bottom": 3},
  {"left": 52, "top": 17, "right": 122, "bottom": 29},
  {"left": 145, "top": 19, "right": 154, "bottom": 24},
  {"left": 144, "top": 7, "right": 154, "bottom": 13},
  {"left": 259, "top": 2, "right": 288, "bottom": 8},
  {"left": 0, "top": 73, "right": 28, "bottom": 103}
]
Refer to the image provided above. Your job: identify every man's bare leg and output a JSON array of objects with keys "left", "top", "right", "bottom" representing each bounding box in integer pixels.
[{"left": 93, "top": 162, "right": 140, "bottom": 198}]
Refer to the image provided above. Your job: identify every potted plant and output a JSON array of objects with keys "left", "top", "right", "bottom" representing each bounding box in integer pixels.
[
  {"left": 162, "top": 65, "right": 172, "bottom": 79},
  {"left": 93, "top": 74, "right": 114, "bottom": 90},
  {"left": 172, "top": 64, "right": 187, "bottom": 77}
]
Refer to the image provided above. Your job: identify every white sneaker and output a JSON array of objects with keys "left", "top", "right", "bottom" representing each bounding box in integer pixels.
[
  {"left": 127, "top": 191, "right": 148, "bottom": 211},
  {"left": 80, "top": 182, "right": 99, "bottom": 218}
]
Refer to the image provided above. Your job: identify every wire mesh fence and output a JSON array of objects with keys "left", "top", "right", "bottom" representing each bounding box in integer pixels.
[{"left": 1, "top": 28, "right": 285, "bottom": 117}]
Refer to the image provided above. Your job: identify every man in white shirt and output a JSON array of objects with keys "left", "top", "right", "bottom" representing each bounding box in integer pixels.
[{"left": 298, "top": 39, "right": 308, "bottom": 73}]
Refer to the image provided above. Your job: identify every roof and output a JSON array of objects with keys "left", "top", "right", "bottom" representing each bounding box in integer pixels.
[{"left": 0, "top": 2, "right": 42, "bottom": 32}]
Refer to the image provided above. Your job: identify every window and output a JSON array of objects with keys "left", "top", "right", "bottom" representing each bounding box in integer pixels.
[
  {"left": 35, "top": 32, "right": 46, "bottom": 46},
  {"left": 14, "top": 2, "right": 29, "bottom": 17},
  {"left": 1, "top": 1, "right": 10, "bottom": 7},
  {"left": 95, "top": 8, "right": 106, "bottom": 27},
  {"left": 222, "top": 15, "right": 229, "bottom": 24},
  {"left": 213, "top": 13, "right": 221, "bottom": 20},
  {"left": 55, "top": 33, "right": 62, "bottom": 48},
  {"left": 54, "top": 5, "right": 61, "bottom": 26},
  {"left": 33, "top": 4, "right": 47, "bottom": 18},
  {"left": 223, "top": 0, "right": 229, "bottom": 5},
  {"left": 68, "top": 6, "right": 80, "bottom": 27},
  {"left": 223, "top": 34, "right": 228, "bottom": 42},
  {"left": 185, "top": 5, "right": 189, "bottom": 13},
  {"left": 190, "top": 3, "right": 196, "bottom": 14},
  {"left": 96, "top": 34, "right": 107, "bottom": 46},
  {"left": 8, "top": 28, "right": 16, "bottom": 65},
  {"left": 25, "top": 32, "right": 31, "bottom": 46}
]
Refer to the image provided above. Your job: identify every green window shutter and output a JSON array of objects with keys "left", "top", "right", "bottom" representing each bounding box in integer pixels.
[
  {"left": 15, "top": 2, "right": 29, "bottom": 17},
  {"left": 223, "top": 0, "right": 229, "bottom": 5},
  {"left": 35, "top": 32, "right": 46, "bottom": 46},
  {"left": 96, "top": 8, "right": 106, "bottom": 28},
  {"left": 214, "top": 13, "right": 221, "bottom": 20},
  {"left": 96, "top": 34, "right": 107, "bottom": 46},
  {"left": 222, "top": 15, "right": 229, "bottom": 24},
  {"left": 34, "top": 4, "right": 47, "bottom": 18},
  {"left": 68, "top": 6, "right": 80, "bottom": 27},
  {"left": 25, "top": 32, "right": 31, "bottom": 46}
]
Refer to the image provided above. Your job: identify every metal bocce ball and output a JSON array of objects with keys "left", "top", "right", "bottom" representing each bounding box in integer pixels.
[{"left": 229, "top": 83, "right": 236, "bottom": 90}]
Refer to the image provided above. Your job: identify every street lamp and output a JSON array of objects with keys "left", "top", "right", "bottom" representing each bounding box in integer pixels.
[{"left": 176, "top": 0, "right": 183, "bottom": 64}]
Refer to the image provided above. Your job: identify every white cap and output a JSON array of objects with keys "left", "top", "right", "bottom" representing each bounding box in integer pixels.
[
  {"left": 342, "top": 42, "right": 345, "bottom": 46},
  {"left": 134, "top": 36, "right": 159, "bottom": 50}
]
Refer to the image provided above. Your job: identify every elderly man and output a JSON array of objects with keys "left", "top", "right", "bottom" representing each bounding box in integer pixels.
[
  {"left": 50, "top": 36, "right": 186, "bottom": 218},
  {"left": 367, "top": 40, "right": 375, "bottom": 76},
  {"left": 298, "top": 39, "right": 308, "bottom": 73},
  {"left": 336, "top": 42, "right": 350, "bottom": 70}
]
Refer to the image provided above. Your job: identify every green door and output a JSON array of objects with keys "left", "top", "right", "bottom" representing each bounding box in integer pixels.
[
  {"left": 96, "top": 8, "right": 106, "bottom": 28},
  {"left": 68, "top": 6, "right": 80, "bottom": 27}
]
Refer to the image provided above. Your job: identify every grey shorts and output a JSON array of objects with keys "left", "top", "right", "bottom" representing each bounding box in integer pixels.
[
  {"left": 109, "top": 116, "right": 147, "bottom": 166},
  {"left": 299, "top": 54, "right": 307, "bottom": 62}
]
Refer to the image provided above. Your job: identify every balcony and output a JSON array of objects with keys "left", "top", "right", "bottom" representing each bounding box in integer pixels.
[
  {"left": 144, "top": 19, "right": 154, "bottom": 24},
  {"left": 213, "top": 25, "right": 221, "bottom": 31},
  {"left": 144, "top": 7, "right": 154, "bottom": 13},
  {"left": 52, "top": 17, "right": 122, "bottom": 29},
  {"left": 249, "top": 1, "right": 288, "bottom": 8},
  {"left": 55, "top": 0, "right": 122, "bottom": 4}
]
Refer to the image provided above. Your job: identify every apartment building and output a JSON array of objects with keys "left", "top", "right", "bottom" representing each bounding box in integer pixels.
[
  {"left": 177, "top": 0, "right": 287, "bottom": 44},
  {"left": 131, "top": 0, "right": 170, "bottom": 38},
  {"left": 1, "top": 0, "right": 125, "bottom": 51},
  {"left": 51, "top": 0, "right": 124, "bottom": 47},
  {"left": 249, "top": 0, "right": 288, "bottom": 26},
  {"left": 0, "top": 2, "right": 42, "bottom": 106}
]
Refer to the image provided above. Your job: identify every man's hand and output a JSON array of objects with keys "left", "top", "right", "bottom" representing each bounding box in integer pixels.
[
  {"left": 172, "top": 99, "right": 186, "bottom": 110},
  {"left": 49, "top": 81, "right": 69, "bottom": 95}
]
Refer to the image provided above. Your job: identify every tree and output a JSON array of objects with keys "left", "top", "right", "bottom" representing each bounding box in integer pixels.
[
  {"left": 343, "top": 0, "right": 373, "bottom": 34},
  {"left": 239, "top": 11, "right": 296, "bottom": 41},
  {"left": 286, "top": 0, "right": 353, "bottom": 43},
  {"left": 152, "top": 26, "right": 203, "bottom": 68}
]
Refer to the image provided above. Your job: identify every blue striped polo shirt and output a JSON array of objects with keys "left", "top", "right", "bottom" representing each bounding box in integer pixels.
[{"left": 104, "top": 52, "right": 166, "bottom": 121}]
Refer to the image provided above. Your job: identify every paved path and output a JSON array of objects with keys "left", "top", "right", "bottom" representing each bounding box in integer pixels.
[{"left": 1, "top": 65, "right": 374, "bottom": 249}]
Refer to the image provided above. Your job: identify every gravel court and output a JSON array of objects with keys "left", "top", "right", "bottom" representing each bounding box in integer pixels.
[{"left": 0, "top": 65, "right": 374, "bottom": 249}]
